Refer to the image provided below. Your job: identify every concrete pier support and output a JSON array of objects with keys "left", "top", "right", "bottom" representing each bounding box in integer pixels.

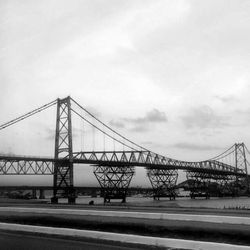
[
  {"left": 32, "top": 189, "right": 37, "bottom": 199},
  {"left": 39, "top": 189, "right": 45, "bottom": 199}
]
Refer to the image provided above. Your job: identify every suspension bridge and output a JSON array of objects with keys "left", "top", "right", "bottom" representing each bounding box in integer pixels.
[{"left": 0, "top": 96, "right": 249, "bottom": 204}]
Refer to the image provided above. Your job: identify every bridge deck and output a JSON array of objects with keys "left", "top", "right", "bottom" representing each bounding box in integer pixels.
[{"left": 0, "top": 151, "right": 247, "bottom": 177}]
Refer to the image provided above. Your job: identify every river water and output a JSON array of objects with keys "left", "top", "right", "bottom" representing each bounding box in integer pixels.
[{"left": 55, "top": 196, "right": 250, "bottom": 210}]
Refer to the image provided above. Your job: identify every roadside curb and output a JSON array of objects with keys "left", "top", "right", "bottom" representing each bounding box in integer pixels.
[{"left": 0, "top": 222, "right": 249, "bottom": 250}]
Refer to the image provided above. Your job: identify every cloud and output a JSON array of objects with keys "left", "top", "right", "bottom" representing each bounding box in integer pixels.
[
  {"left": 0, "top": 149, "right": 15, "bottom": 156},
  {"left": 45, "top": 127, "right": 55, "bottom": 141},
  {"left": 129, "top": 125, "right": 149, "bottom": 132},
  {"left": 84, "top": 106, "right": 101, "bottom": 118},
  {"left": 125, "top": 109, "right": 167, "bottom": 124},
  {"left": 109, "top": 119, "right": 125, "bottom": 128},
  {"left": 214, "top": 95, "right": 237, "bottom": 103},
  {"left": 141, "top": 141, "right": 153, "bottom": 145},
  {"left": 109, "top": 108, "right": 167, "bottom": 132},
  {"left": 1, "top": 1, "right": 250, "bottom": 171},
  {"left": 181, "top": 105, "right": 229, "bottom": 129},
  {"left": 231, "top": 108, "right": 250, "bottom": 124},
  {"left": 234, "top": 108, "right": 250, "bottom": 116},
  {"left": 172, "top": 142, "right": 223, "bottom": 151}
]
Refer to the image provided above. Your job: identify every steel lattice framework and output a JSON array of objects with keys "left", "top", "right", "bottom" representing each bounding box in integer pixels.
[
  {"left": 52, "top": 97, "right": 75, "bottom": 203},
  {"left": 186, "top": 171, "right": 212, "bottom": 199},
  {"left": 0, "top": 96, "right": 249, "bottom": 203},
  {"left": 185, "top": 143, "right": 250, "bottom": 198},
  {"left": 235, "top": 143, "right": 249, "bottom": 192},
  {"left": 0, "top": 151, "right": 247, "bottom": 176},
  {"left": 0, "top": 156, "right": 54, "bottom": 175},
  {"left": 71, "top": 151, "right": 246, "bottom": 176},
  {"left": 94, "top": 165, "right": 135, "bottom": 203},
  {"left": 186, "top": 171, "right": 240, "bottom": 198},
  {"left": 147, "top": 169, "right": 178, "bottom": 200}
]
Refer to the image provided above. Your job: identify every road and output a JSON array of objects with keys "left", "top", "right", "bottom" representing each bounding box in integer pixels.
[
  {"left": 0, "top": 231, "right": 147, "bottom": 250},
  {"left": 1, "top": 204, "right": 250, "bottom": 249},
  {"left": 0, "top": 203, "right": 250, "bottom": 247},
  {"left": 1, "top": 200, "right": 250, "bottom": 217},
  {"left": 1, "top": 206, "right": 250, "bottom": 225}
]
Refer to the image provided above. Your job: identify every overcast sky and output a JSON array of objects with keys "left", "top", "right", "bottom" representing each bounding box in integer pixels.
[{"left": 1, "top": 0, "right": 250, "bottom": 186}]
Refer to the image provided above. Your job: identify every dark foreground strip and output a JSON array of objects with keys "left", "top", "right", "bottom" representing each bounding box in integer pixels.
[
  {"left": 0, "top": 230, "right": 167, "bottom": 250},
  {"left": 1, "top": 222, "right": 248, "bottom": 250},
  {"left": 0, "top": 214, "right": 249, "bottom": 246}
]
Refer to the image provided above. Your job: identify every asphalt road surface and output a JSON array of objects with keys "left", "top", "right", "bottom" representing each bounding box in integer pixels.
[{"left": 0, "top": 231, "right": 146, "bottom": 250}]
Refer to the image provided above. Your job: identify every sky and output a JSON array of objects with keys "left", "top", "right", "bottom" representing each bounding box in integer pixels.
[{"left": 1, "top": 0, "right": 250, "bottom": 186}]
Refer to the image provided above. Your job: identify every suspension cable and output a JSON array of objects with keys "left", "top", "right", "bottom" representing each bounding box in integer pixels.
[
  {"left": 71, "top": 107, "right": 138, "bottom": 151},
  {"left": 70, "top": 97, "right": 147, "bottom": 151},
  {"left": 0, "top": 99, "right": 57, "bottom": 130},
  {"left": 245, "top": 145, "right": 250, "bottom": 156},
  {"left": 92, "top": 116, "right": 95, "bottom": 151},
  {"left": 244, "top": 145, "right": 250, "bottom": 168},
  {"left": 210, "top": 148, "right": 236, "bottom": 162},
  {"left": 71, "top": 97, "right": 240, "bottom": 165},
  {"left": 80, "top": 110, "right": 84, "bottom": 151},
  {"left": 0, "top": 96, "right": 241, "bottom": 167},
  {"left": 208, "top": 144, "right": 235, "bottom": 161},
  {"left": 103, "top": 122, "right": 106, "bottom": 152}
]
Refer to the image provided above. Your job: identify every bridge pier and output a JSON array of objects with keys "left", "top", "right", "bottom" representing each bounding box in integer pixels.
[
  {"left": 32, "top": 189, "right": 37, "bottom": 199},
  {"left": 215, "top": 175, "right": 238, "bottom": 197},
  {"left": 94, "top": 165, "right": 135, "bottom": 203},
  {"left": 51, "top": 187, "right": 76, "bottom": 204},
  {"left": 147, "top": 168, "right": 178, "bottom": 200},
  {"left": 186, "top": 171, "right": 211, "bottom": 199},
  {"left": 39, "top": 189, "right": 45, "bottom": 199},
  {"left": 51, "top": 196, "right": 58, "bottom": 203}
]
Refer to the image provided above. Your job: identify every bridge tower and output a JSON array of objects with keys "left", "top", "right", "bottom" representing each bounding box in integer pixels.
[
  {"left": 235, "top": 143, "right": 249, "bottom": 195},
  {"left": 51, "top": 96, "right": 76, "bottom": 204}
]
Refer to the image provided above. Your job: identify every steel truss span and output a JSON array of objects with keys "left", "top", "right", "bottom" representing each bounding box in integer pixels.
[
  {"left": 0, "top": 151, "right": 247, "bottom": 176},
  {"left": 72, "top": 151, "right": 247, "bottom": 175},
  {"left": 0, "top": 158, "right": 54, "bottom": 175},
  {"left": 0, "top": 96, "right": 249, "bottom": 204}
]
